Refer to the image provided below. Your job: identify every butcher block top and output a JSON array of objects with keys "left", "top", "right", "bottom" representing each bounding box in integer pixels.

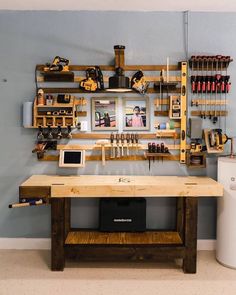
[{"left": 20, "top": 175, "right": 223, "bottom": 198}]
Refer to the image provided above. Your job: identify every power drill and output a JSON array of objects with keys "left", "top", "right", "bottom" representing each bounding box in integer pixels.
[
  {"left": 131, "top": 70, "right": 149, "bottom": 94},
  {"left": 44, "top": 56, "right": 70, "bottom": 72},
  {"left": 80, "top": 66, "right": 104, "bottom": 92}
]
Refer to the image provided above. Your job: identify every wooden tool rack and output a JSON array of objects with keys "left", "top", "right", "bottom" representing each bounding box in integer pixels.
[
  {"left": 33, "top": 98, "right": 77, "bottom": 128},
  {"left": 32, "top": 47, "right": 188, "bottom": 164},
  {"left": 19, "top": 175, "right": 223, "bottom": 273},
  {"left": 188, "top": 56, "right": 232, "bottom": 119}
]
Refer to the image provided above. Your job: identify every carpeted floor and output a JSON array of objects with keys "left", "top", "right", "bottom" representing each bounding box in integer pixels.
[{"left": 0, "top": 250, "right": 236, "bottom": 295}]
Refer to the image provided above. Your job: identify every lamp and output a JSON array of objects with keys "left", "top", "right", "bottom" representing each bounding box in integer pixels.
[{"left": 106, "top": 45, "right": 132, "bottom": 92}]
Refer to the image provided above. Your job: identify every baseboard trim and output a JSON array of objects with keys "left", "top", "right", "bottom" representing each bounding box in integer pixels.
[
  {"left": 0, "top": 238, "right": 216, "bottom": 250},
  {"left": 0, "top": 238, "right": 51, "bottom": 250},
  {"left": 197, "top": 239, "right": 216, "bottom": 251}
]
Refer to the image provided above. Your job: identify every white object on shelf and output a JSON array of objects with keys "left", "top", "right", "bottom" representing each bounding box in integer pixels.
[
  {"left": 216, "top": 157, "right": 236, "bottom": 269},
  {"left": 80, "top": 121, "right": 88, "bottom": 132},
  {"left": 23, "top": 102, "right": 33, "bottom": 127}
]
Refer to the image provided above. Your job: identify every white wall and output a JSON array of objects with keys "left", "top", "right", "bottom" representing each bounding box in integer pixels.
[{"left": 0, "top": 0, "right": 236, "bottom": 12}]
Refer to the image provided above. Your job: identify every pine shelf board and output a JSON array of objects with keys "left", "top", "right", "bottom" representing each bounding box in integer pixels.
[
  {"left": 65, "top": 230, "right": 183, "bottom": 245},
  {"left": 36, "top": 64, "right": 180, "bottom": 72},
  {"left": 37, "top": 76, "right": 181, "bottom": 83},
  {"left": 36, "top": 104, "right": 74, "bottom": 108}
]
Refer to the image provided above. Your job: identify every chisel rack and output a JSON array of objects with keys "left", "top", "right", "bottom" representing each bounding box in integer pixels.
[{"left": 37, "top": 143, "right": 182, "bottom": 163}]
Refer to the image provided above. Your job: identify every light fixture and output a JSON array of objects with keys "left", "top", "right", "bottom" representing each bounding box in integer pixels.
[{"left": 106, "top": 45, "right": 132, "bottom": 92}]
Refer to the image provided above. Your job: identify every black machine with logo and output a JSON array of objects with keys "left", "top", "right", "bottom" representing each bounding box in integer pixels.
[{"left": 99, "top": 198, "right": 146, "bottom": 232}]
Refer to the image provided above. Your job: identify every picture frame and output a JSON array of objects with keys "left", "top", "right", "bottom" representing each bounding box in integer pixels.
[
  {"left": 91, "top": 97, "right": 118, "bottom": 131},
  {"left": 123, "top": 97, "right": 150, "bottom": 131}
]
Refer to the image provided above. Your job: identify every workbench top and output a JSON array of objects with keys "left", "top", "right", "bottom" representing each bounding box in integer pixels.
[{"left": 20, "top": 175, "right": 223, "bottom": 198}]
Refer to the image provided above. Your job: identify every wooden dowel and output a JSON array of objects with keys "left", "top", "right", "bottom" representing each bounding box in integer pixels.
[{"left": 9, "top": 199, "right": 44, "bottom": 208}]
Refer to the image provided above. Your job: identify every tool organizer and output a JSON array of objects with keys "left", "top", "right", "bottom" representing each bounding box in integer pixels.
[
  {"left": 33, "top": 97, "right": 77, "bottom": 128},
  {"left": 189, "top": 55, "right": 232, "bottom": 123},
  {"left": 24, "top": 47, "right": 233, "bottom": 167},
  {"left": 26, "top": 46, "right": 188, "bottom": 165}
]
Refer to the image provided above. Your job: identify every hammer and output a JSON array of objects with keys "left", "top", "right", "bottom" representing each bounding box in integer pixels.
[{"left": 96, "top": 140, "right": 109, "bottom": 166}]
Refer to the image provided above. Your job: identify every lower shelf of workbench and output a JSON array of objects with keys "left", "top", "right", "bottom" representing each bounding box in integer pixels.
[{"left": 65, "top": 230, "right": 183, "bottom": 245}]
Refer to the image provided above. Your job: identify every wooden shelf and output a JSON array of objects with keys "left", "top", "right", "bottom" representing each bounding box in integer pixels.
[
  {"left": 191, "top": 99, "right": 228, "bottom": 106},
  {"left": 57, "top": 144, "right": 182, "bottom": 151},
  {"left": 37, "top": 76, "right": 181, "bottom": 83},
  {"left": 71, "top": 133, "right": 161, "bottom": 140},
  {"left": 73, "top": 132, "right": 180, "bottom": 140},
  {"left": 145, "top": 152, "right": 171, "bottom": 158},
  {"left": 36, "top": 64, "right": 180, "bottom": 72},
  {"left": 154, "top": 110, "right": 169, "bottom": 117},
  {"left": 36, "top": 115, "right": 73, "bottom": 118},
  {"left": 39, "top": 154, "right": 180, "bottom": 162},
  {"left": 32, "top": 125, "right": 76, "bottom": 129},
  {"left": 25, "top": 125, "right": 74, "bottom": 129},
  {"left": 39, "top": 87, "right": 181, "bottom": 94},
  {"left": 65, "top": 230, "right": 183, "bottom": 245},
  {"left": 37, "top": 75, "right": 182, "bottom": 83},
  {"left": 36, "top": 103, "right": 74, "bottom": 108},
  {"left": 154, "top": 96, "right": 180, "bottom": 106},
  {"left": 156, "top": 130, "right": 177, "bottom": 138},
  {"left": 191, "top": 110, "right": 228, "bottom": 116}
]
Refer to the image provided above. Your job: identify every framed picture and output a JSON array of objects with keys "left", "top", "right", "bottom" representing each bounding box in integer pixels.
[
  {"left": 91, "top": 97, "right": 118, "bottom": 130},
  {"left": 123, "top": 97, "right": 150, "bottom": 130}
]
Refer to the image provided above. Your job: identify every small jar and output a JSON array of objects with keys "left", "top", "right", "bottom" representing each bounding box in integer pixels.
[{"left": 46, "top": 95, "right": 54, "bottom": 106}]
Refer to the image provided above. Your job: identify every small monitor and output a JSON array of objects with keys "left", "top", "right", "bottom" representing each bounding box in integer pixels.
[{"left": 59, "top": 150, "right": 85, "bottom": 167}]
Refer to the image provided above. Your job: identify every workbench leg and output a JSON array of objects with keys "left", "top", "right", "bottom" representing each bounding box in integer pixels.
[
  {"left": 176, "top": 197, "right": 185, "bottom": 241},
  {"left": 183, "top": 197, "right": 198, "bottom": 274},
  {"left": 64, "top": 198, "right": 71, "bottom": 237},
  {"left": 51, "top": 198, "right": 65, "bottom": 271}
]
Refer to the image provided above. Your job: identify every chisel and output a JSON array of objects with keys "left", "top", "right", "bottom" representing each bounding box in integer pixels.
[
  {"left": 131, "top": 133, "right": 135, "bottom": 156},
  {"left": 126, "top": 133, "right": 130, "bottom": 156},
  {"left": 121, "top": 133, "right": 125, "bottom": 157},
  {"left": 116, "top": 133, "right": 120, "bottom": 158},
  {"left": 148, "top": 142, "right": 152, "bottom": 170},
  {"left": 135, "top": 133, "right": 139, "bottom": 155},
  {"left": 110, "top": 133, "right": 115, "bottom": 158}
]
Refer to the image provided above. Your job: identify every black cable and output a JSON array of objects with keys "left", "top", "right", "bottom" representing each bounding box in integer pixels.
[{"left": 35, "top": 65, "right": 39, "bottom": 94}]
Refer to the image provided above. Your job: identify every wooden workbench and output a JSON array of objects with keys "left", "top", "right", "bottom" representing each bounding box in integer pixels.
[{"left": 19, "top": 175, "right": 223, "bottom": 273}]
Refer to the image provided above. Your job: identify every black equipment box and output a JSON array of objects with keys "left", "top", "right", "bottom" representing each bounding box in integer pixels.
[
  {"left": 99, "top": 198, "right": 146, "bottom": 232},
  {"left": 43, "top": 71, "right": 74, "bottom": 82}
]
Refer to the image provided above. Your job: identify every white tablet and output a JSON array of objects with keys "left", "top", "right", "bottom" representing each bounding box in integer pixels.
[{"left": 59, "top": 150, "right": 85, "bottom": 167}]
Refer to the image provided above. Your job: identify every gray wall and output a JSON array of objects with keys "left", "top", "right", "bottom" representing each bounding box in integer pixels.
[{"left": 0, "top": 11, "right": 235, "bottom": 239}]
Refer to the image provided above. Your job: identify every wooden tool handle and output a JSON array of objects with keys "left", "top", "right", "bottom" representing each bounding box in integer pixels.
[
  {"left": 9, "top": 200, "right": 43, "bottom": 208},
  {"left": 101, "top": 145, "right": 105, "bottom": 166}
]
